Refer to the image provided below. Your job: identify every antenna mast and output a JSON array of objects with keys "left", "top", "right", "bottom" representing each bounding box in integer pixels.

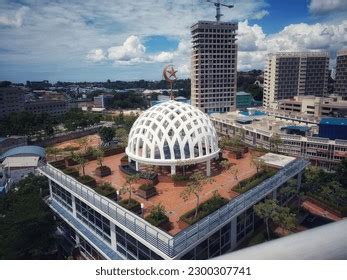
[{"left": 206, "top": 0, "right": 234, "bottom": 22}]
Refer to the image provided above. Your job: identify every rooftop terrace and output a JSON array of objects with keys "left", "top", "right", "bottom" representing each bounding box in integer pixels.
[{"left": 58, "top": 151, "right": 257, "bottom": 235}]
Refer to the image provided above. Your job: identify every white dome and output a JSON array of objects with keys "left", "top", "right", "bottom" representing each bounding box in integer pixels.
[{"left": 126, "top": 100, "right": 220, "bottom": 166}]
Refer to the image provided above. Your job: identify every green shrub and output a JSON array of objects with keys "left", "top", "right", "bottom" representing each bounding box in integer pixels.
[
  {"left": 172, "top": 174, "right": 189, "bottom": 182},
  {"left": 95, "top": 183, "right": 116, "bottom": 197},
  {"left": 145, "top": 204, "right": 169, "bottom": 227},
  {"left": 119, "top": 198, "right": 141, "bottom": 211},
  {"left": 235, "top": 170, "right": 276, "bottom": 194},
  {"left": 139, "top": 184, "right": 155, "bottom": 191},
  {"left": 62, "top": 167, "right": 79, "bottom": 177},
  {"left": 180, "top": 192, "right": 228, "bottom": 225},
  {"left": 62, "top": 146, "right": 79, "bottom": 152},
  {"left": 77, "top": 175, "right": 96, "bottom": 187}
]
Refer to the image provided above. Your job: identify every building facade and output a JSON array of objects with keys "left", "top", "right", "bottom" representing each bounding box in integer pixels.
[
  {"left": 211, "top": 114, "right": 347, "bottom": 169},
  {"left": 191, "top": 21, "right": 238, "bottom": 113},
  {"left": 24, "top": 99, "right": 69, "bottom": 116},
  {"left": 263, "top": 52, "right": 329, "bottom": 108},
  {"left": 0, "top": 87, "right": 25, "bottom": 119},
  {"left": 277, "top": 95, "right": 347, "bottom": 118},
  {"left": 39, "top": 158, "right": 307, "bottom": 260},
  {"left": 335, "top": 49, "right": 347, "bottom": 99}
]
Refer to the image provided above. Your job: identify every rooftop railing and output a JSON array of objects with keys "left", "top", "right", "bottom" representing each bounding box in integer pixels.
[{"left": 39, "top": 158, "right": 309, "bottom": 258}]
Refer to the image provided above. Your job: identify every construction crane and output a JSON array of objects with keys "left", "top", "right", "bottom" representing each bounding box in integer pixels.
[{"left": 206, "top": 0, "right": 234, "bottom": 22}]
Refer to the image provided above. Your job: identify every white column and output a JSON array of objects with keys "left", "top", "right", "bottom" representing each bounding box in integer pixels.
[
  {"left": 206, "top": 159, "right": 211, "bottom": 176},
  {"left": 135, "top": 161, "right": 139, "bottom": 171},
  {"left": 171, "top": 165, "right": 176, "bottom": 175}
]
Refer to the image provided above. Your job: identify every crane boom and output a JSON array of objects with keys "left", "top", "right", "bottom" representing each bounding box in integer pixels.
[{"left": 206, "top": 0, "right": 234, "bottom": 22}]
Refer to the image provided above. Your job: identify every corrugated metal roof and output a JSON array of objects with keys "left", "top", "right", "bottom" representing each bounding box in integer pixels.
[
  {"left": 3, "top": 156, "right": 39, "bottom": 168},
  {"left": 319, "top": 118, "right": 347, "bottom": 126},
  {"left": 0, "top": 145, "right": 45, "bottom": 160}
]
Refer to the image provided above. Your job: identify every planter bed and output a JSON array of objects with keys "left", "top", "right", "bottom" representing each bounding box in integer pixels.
[
  {"left": 62, "top": 167, "right": 79, "bottom": 178},
  {"left": 95, "top": 166, "right": 112, "bottom": 177},
  {"left": 77, "top": 175, "right": 96, "bottom": 188},
  {"left": 118, "top": 198, "right": 142, "bottom": 215},
  {"left": 235, "top": 170, "right": 276, "bottom": 194},
  {"left": 64, "top": 157, "right": 78, "bottom": 167},
  {"left": 180, "top": 194, "right": 228, "bottom": 225},
  {"left": 50, "top": 159, "right": 66, "bottom": 170},
  {"left": 95, "top": 184, "right": 118, "bottom": 201},
  {"left": 145, "top": 214, "right": 171, "bottom": 231},
  {"left": 137, "top": 184, "right": 157, "bottom": 199}
]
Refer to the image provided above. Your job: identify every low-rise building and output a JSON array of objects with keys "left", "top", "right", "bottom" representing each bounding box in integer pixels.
[
  {"left": 276, "top": 95, "right": 347, "bottom": 118},
  {"left": 24, "top": 99, "right": 69, "bottom": 116},
  {"left": 0, "top": 87, "right": 25, "bottom": 119},
  {"left": 211, "top": 112, "right": 347, "bottom": 169}
]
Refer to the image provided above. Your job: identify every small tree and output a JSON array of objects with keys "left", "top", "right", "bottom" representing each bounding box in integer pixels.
[
  {"left": 229, "top": 166, "right": 240, "bottom": 187},
  {"left": 250, "top": 155, "right": 265, "bottom": 176},
  {"left": 269, "top": 133, "right": 282, "bottom": 153},
  {"left": 180, "top": 171, "right": 214, "bottom": 218},
  {"left": 73, "top": 154, "right": 87, "bottom": 176},
  {"left": 46, "top": 147, "right": 61, "bottom": 161},
  {"left": 120, "top": 174, "right": 140, "bottom": 205},
  {"left": 273, "top": 206, "right": 296, "bottom": 231},
  {"left": 148, "top": 203, "right": 167, "bottom": 222},
  {"left": 76, "top": 137, "right": 88, "bottom": 154},
  {"left": 98, "top": 126, "right": 115, "bottom": 144},
  {"left": 93, "top": 149, "right": 105, "bottom": 167},
  {"left": 253, "top": 199, "right": 279, "bottom": 240}
]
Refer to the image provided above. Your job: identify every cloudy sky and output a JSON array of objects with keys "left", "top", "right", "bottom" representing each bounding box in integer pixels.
[{"left": 0, "top": 0, "right": 346, "bottom": 82}]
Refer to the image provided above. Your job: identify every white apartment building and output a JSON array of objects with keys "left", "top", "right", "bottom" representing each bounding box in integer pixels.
[
  {"left": 191, "top": 21, "right": 238, "bottom": 113},
  {"left": 263, "top": 52, "right": 329, "bottom": 108}
]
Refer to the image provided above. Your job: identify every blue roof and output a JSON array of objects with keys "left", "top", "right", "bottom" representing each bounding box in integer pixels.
[
  {"left": 284, "top": 125, "right": 311, "bottom": 132},
  {"left": 0, "top": 145, "right": 45, "bottom": 160},
  {"left": 319, "top": 118, "right": 347, "bottom": 126}
]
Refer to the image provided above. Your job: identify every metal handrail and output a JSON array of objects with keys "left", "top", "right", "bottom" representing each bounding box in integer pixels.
[
  {"left": 39, "top": 164, "right": 174, "bottom": 256},
  {"left": 39, "top": 158, "right": 309, "bottom": 257}
]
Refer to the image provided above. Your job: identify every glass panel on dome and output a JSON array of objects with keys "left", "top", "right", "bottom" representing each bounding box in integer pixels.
[
  {"left": 179, "top": 129, "right": 185, "bottom": 141},
  {"left": 184, "top": 142, "right": 190, "bottom": 158},
  {"left": 151, "top": 123, "right": 158, "bottom": 131},
  {"left": 163, "top": 120, "right": 169, "bottom": 128},
  {"left": 187, "top": 123, "right": 192, "bottom": 131},
  {"left": 173, "top": 140, "right": 181, "bottom": 159},
  {"left": 174, "top": 120, "right": 180, "bottom": 129},
  {"left": 156, "top": 115, "right": 163, "bottom": 122},
  {"left": 168, "top": 128, "right": 174, "bottom": 140},
  {"left": 169, "top": 114, "right": 175, "bottom": 120},
  {"left": 181, "top": 115, "right": 187, "bottom": 122},
  {"left": 158, "top": 129, "right": 163, "bottom": 141},
  {"left": 193, "top": 119, "right": 198, "bottom": 126},
  {"left": 198, "top": 127, "right": 202, "bottom": 134},
  {"left": 163, "top": 140, "right": 171, "bottom": 159},
  {"left": 194, "top": 143, "right": 199, "bottom": 157},
  {"left": 154, "top": 144, "right": 160, "bottom": 159}
]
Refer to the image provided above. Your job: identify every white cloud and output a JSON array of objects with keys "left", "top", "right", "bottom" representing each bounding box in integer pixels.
[
  {"left": 308, "top": 0, "right": 347, "bottom": 15},
  {"left": 86, "top": 48, "right": 106, "bottom": 62},
  {"left": 108, "top": 35, "right": 146, "bottom": 63},
  {"left": 237, "top": 19, "right": 347, "bottom": 70},
  {"left": 0, "top": 6, "right": 29, "bottom": 28}
]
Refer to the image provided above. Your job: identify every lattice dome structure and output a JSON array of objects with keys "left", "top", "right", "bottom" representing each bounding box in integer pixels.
[{"left": 126, "top": 100, "right": 220, "bottom": 175}]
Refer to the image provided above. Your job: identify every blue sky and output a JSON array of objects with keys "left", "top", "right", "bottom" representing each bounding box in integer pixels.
[{"left": 0, "top": 0, "right": 346, "bottom": 82}]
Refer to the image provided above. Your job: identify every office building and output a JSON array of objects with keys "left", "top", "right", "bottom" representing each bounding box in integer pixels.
[
  {"left": 24, "top": 99, "right": 69, "bottom": 116},
  {"left": 191, "top": 21, "right": 238, "bottom": 113},
  {"left": 0, "top": 87, "right": 25, "bottom": 119},
  {"left": 335, "top": 49, "right": 347, "bottom": 99},
  {"left": 263, "top": 52, "right": 329, "bottom": 108}
]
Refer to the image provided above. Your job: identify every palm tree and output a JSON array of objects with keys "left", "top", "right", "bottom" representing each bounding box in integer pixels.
[{"left": 180, "top": 171, "right": 214, "bottom": 218}]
